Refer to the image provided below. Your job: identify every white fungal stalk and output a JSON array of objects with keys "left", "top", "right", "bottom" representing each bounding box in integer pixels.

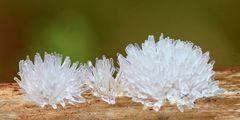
[
  {"left": 118, "top": 34, "right": 223, "bottom": 112},
  {"left": 82, "top": 56, "right": 121, "bottom": 104},
  {"left": 15, "top": 52, "right": 87, "bottom": 109}
]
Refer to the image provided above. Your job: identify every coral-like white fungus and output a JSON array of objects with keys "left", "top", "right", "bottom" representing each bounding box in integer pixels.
[
  {"left": 81, "top": 56, "right": 122, "bottom": 104},
  {"left": 118, "top": 34, "right": 223, "bottom": 112},
  {"left": 14, "top": 53, "right": 87, "bottom": 109}
]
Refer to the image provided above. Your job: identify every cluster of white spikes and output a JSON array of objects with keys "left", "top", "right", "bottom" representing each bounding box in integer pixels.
[
  {"left": 118, "top": 34, "right": 223, "bottom": 112},
  {"left": 15, "top": 53, "right": 87, "bottom": 109},
  {"left": 15, "top": 34, "right": 222, "bottom": 111},
  {"left": 82, "top": 56, "right": 122, "bottom": 104}
]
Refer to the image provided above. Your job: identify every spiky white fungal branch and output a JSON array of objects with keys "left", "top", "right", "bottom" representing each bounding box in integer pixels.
[
  {"left": 14, "top": 53, "right": 87, "bottom": 109},
  {"left": 82, "top": 56, "right": 121, "bottom": 104},
  {"left": 118, "top": 34, "right": 223, "bottom": 112}
]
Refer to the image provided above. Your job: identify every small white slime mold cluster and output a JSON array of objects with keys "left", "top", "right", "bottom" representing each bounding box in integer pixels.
[{"left": 83, "top": 56, "right": 122, "bottom": 104}]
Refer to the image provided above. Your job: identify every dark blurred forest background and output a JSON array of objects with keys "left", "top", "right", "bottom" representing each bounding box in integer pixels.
[{"left": 0, "top": 0, "right": 240, "bottom": 82}]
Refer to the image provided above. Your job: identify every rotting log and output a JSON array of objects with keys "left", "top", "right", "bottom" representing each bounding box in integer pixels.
[{"left": 0, "top": 67, "right": 239, "bottom": 120}]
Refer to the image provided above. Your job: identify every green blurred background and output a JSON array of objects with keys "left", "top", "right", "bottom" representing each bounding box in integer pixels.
[{"left": 0, "top": 0, "right": 240, "bottom": 82}]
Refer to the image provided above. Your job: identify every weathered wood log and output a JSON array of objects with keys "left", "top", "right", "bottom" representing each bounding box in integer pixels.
[{"left": 0, "top": 67, "right": 239, "bottom": 120}]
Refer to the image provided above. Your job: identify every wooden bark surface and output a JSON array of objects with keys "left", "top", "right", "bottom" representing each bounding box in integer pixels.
[{"left": 0, "top": 67, "right": 239, "bottom": 120}]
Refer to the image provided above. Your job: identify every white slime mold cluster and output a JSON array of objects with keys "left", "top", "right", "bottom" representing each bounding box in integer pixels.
[
  {"left": 118, "top": 34, "right": 223, "bottom": 111},
  {"left": 82, "top": 56, "right": 122, "bottom": 104},
  {"left": 15, "top": 53, "right": 87, "bottom": 109},
  {"left": 15, "top": 34, "right": 223, "bottom": 112}
]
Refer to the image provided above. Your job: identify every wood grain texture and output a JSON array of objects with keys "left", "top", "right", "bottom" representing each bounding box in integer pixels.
[{"left": 0, "top": 67, "right": 239, "bottom": 120}]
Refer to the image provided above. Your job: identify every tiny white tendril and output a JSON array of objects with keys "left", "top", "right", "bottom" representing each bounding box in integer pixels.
[
  {"left": 14, "top": 52, "right": 87, "bottom": 109},
  {"left": 118, "top": 34, "right": 224, "bottom": 112},
  {"left": 80, "top": 56, "right": 122, "bottom": 104}
]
